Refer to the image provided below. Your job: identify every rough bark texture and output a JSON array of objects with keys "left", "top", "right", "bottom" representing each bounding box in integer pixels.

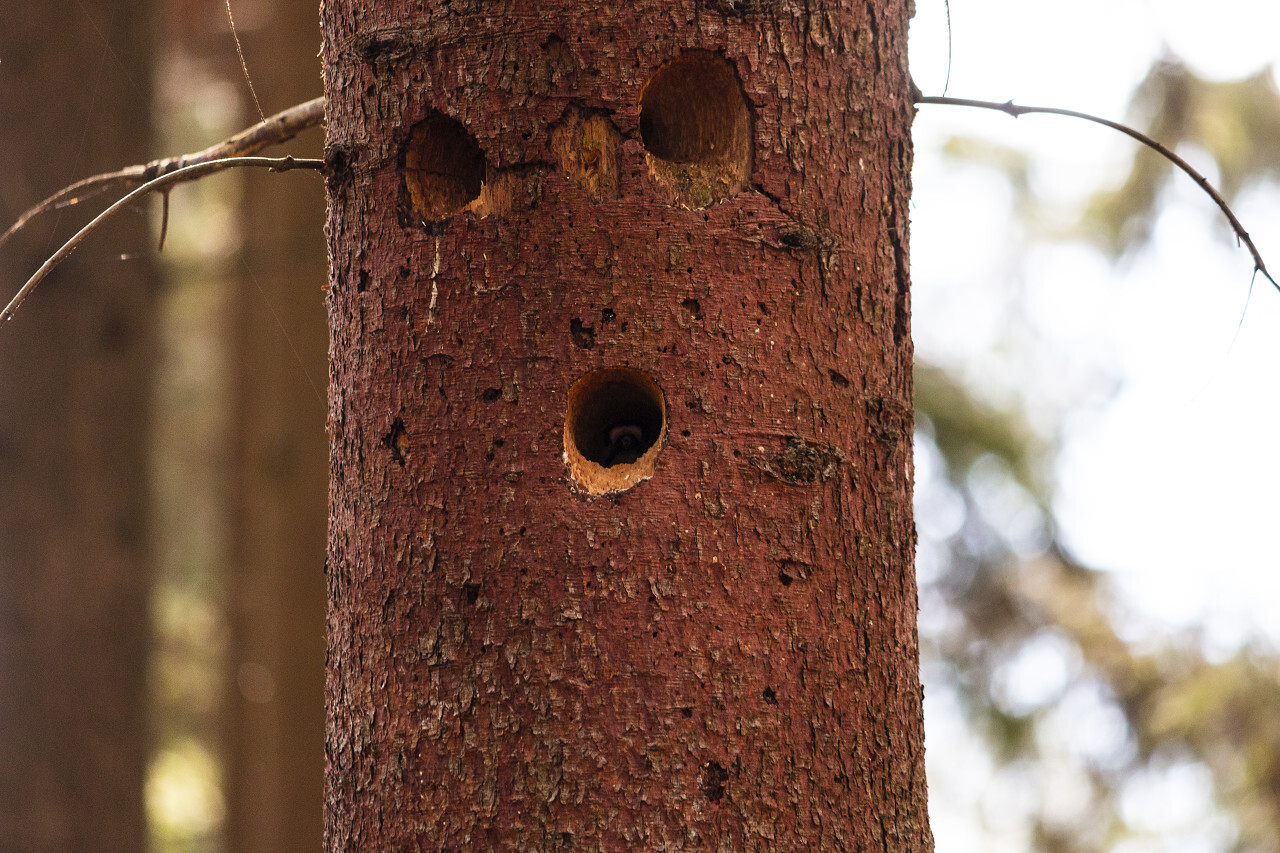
[
  {"left": 224, "top": 0, "right": 329, "bottom": 849},
  {"left": 0, "top": 3, "right": 155, "bottom": 851},
  {"left": 322, "top": 0, "right": 928, "bottom": 849}
]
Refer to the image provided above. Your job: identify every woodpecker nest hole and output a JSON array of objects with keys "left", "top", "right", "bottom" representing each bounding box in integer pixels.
[
  {"left": 564, "top": 368, "right": 666, "bottom": 496},
  {"left": 404, "top": 110, "right": 486, "bottom": 222},
  {"left": 639, "top": 52, "right": 752, "bottom": 208}
]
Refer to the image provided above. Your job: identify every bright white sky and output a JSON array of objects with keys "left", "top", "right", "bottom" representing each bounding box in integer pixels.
[
  {"left": 910, "top": 0, "right": 1280, "bottom": 642},
  {"left": 909, "top": 2, "right": 1280, "bottom": 850}
]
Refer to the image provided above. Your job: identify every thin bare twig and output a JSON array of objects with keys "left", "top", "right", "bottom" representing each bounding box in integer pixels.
[
  {"left": 225, "top": 0, "right": 266, "bottom": 122},
  {"left": 916, "top": 95, "right": 1279, "bottom": 294},
  {"left": 942, "top": 1, "right": 952, "bottom": 97},
  {"left": 1, "top": 155, "right": 323, "bottom": 326},
  {"left": 0, "top": 96, "right": 324, "bottom": 251}
]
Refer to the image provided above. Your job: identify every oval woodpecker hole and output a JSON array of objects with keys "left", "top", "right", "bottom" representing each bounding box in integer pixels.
[
  {"left": 564, "top": 367, "right": 666, "bottom": 495},
  {"left": 639, "top": 52, "right": 751, "bottom": 208},
  {"left": 404, "top": 110, "right": 486, "bottom": 222}
]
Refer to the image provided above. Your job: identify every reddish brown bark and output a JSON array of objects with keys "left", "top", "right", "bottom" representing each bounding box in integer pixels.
[
  {"left": 0, "top": 3, "right": 155, "bottom": 850},
  {"left": 322, "top": 0, "right": 928, "bottom": 849}
]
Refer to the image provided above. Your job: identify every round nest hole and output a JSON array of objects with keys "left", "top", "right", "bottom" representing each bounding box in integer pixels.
[
  {"left": 404, "top": 110, "right": 486, "bottom": 222},
  {"left": 564, "top": 368, "right": 666, "bottom": 495},
  {"left": 639, "top": 52, "right": 751, "bottom": 207}
]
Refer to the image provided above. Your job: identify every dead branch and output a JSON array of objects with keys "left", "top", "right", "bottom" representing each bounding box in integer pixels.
[
  {"left": 4, "top": 91, "right": 1273, "bottom": 329},
  {"left": 0, "top": 96, "right": 324, "bottom": 250},
  {"left": 1, "top": 156, "right": 323, "bottom": 326},
  {"left": 916, "top": 94, "right": 1279, "bottom": 293}
]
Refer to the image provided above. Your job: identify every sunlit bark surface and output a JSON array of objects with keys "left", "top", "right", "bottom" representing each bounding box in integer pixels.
[{"left": 322, "top": 1, "right": 929, "bottom": 848}]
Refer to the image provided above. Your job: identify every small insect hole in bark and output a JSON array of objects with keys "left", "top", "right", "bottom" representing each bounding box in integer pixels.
[
  {"left": 570, "top": 318, "right": 596, "bottom": 349},
  {"left": 382, "top": 418, "right": 410, "bottom": 466},
  {"left": 700, "top": 761, "right": 728, "bottom": 802}
]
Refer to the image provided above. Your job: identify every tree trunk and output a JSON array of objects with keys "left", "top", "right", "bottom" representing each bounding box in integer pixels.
[
  {"left": 223, "top": 0, "right": 328, "bottom": 850},
  {"left": 322, "top": 1, "right": 928, "bottom": 849},
  {"left": 0, "top": 3, "right": 155, "bottom": 851}
]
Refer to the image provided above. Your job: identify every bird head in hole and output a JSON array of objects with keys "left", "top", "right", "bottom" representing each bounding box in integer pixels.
[{"left": 603, "top": 424, "right": 645, "bottom": 467}]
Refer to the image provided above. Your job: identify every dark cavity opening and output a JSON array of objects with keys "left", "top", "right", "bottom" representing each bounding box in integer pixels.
[
  {"left": 638, "top": 52, "right": 751, "bottom": 207},
  {"left": 570, "top": 370, "right": 662, "bottom": 467},
  {"left": 404, "top": 109, "right": 486, "bottom": 222},
  {"left": 640, "top": 53, "right": 749, "bottom": 164},
  {"left": 564, "top": 368, "right": 667, "bottom": 495}
]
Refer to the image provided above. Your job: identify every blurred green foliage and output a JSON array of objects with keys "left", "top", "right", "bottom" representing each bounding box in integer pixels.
[
  {"left": 919, "top": 52, "right": 1280, "bottom": 852},
  {"left": 1086, "top": 60, "right": 1280, "bottom": 255},
  {"left": 917, "top": 360, "right": 1280, "bottom": 850}
]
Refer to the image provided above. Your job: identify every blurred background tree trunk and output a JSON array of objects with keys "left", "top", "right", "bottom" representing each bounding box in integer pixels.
[
  {"left": 0, "top": 2, "right": 156, "bottom": 850},
  {"left": 149, "top": 3, "right": 326, "bottom": 850},
  {"left": 223, "top": 0, "right": 327, "bottom": 850}
]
